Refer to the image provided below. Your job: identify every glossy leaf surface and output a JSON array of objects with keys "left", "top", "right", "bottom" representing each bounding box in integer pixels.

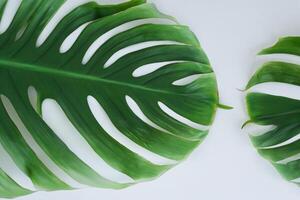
[
  {"left": 0, "top": 0, "right": 219, "bottom": 197},
  {"left": 246, "top": 36, "right": 300, "bottom": 185}
]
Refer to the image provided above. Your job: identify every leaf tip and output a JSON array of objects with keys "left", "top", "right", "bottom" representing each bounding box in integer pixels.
[
  {"left": 217, "top": 103, "right": 233, "bottom": 110},
  {"left": 241, "top": 120, "right": 252, "bottom": 129}
]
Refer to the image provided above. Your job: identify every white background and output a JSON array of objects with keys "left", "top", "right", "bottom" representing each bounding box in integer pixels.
[{"left": 4, "top": 0, "right": 300, "bottom": 199}]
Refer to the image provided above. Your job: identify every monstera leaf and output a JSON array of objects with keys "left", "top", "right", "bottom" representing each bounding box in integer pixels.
[
  {"left": 0, "top": 0, "right": 219, "bottom": 198},
  {"left": 245, "top": 37, "right": 300, "bottom": 184}
]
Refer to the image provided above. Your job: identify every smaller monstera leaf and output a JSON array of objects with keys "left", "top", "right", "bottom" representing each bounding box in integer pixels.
[
  {"left": 246, "top": 36, "right": 300, "bottom": 184},
  {"left": 0, "top": 0, "right": 219, "bottom": 198}
]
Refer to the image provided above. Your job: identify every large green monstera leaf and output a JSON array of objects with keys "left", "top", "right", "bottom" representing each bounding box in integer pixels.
[
  {"left": 245, "top": 37, "right": 300, "bottom": 184},
  {"left": 0, "top": 0, "right": 219, "bottom": 198}
]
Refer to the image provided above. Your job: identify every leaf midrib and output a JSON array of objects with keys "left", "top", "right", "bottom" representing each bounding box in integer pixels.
[{"left": 0, "top": 59, "right": 197, "bottom": 96}]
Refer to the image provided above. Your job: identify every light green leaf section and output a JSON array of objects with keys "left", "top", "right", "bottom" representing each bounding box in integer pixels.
[
  {"left": 246, "top": 36, "right": 300, "bottom": 184},
  {"left": 0, "top": 169, "right": 31, "bottom": 198},
  {"left": 0, "top": 0, "right": 219, "bottom": 197}
]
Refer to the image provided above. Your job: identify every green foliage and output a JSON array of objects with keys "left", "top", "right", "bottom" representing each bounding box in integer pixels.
[
  {"left": 0, "top": 0, "right": 218, "bottom": 197},
  {"left": 246, "top": 36, "right": 300, "bottom": 184}
]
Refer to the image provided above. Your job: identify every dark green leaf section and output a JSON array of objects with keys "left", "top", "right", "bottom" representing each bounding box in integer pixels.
[
  {"left": 0, "top": 0, "right": 219, "bottom": 197},
  {"left": 0, "top": 98, "right": 71, "bottom": 191},
  {"left": 246, "top": 37, "right": 300, "bottom": 184},
  {"left": 259, "top": 36, "right": 300, "bottom": 56},
  {"left": 247, "top": 62, "right": 300, "bottom": 89}
]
